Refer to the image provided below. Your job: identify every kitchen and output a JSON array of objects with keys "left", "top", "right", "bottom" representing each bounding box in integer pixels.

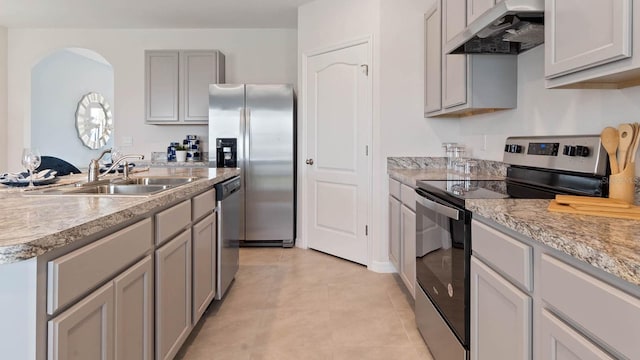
[{"left": 1, "top": 0, "right": 640, "bottom": 359}]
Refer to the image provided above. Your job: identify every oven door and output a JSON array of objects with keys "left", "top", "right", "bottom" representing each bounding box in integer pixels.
[{"left": 415, "top": 188, "right": 470, "bottom": 348}]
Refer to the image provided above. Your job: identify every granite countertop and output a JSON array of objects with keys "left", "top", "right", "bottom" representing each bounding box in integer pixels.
[
  {"left": 0, "top": 167, "right": 240, "bottom": 264},
  {"left": 468, "top": 199, "right": 640, "bottom": 287},
  {"left": 388, "top": 168, "right": 505, "bottom": 187}
]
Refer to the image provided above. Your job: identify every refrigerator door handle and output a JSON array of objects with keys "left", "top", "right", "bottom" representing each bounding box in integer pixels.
[{"left": 245, "top": 108, "right": 251, "bottom": 175}]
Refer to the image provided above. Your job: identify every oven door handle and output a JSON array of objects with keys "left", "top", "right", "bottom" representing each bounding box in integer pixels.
[{"left": 416, "top": 195, "right": 460, "bottom": 221}]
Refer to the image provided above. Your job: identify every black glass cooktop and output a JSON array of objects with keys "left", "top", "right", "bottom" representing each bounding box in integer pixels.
[{"left": 416, "top": 179, "right": 511, "bottom": 208}]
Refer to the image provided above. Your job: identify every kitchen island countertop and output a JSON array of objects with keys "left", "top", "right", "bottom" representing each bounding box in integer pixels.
[{"left": 0, "top": 167, "right": 240, "bottom": 264}]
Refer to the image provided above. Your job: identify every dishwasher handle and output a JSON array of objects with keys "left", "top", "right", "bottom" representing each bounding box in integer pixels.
[
  {"left": 415, "top": 190, "right": 460, "bottom": 221},
  {"left": 215, "top": 176, "right": 242, "bottom": 200}
]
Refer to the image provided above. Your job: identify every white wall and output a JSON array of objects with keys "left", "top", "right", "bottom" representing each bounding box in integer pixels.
[
  {"left": 31, "top": 49, "right": 114, "bottom": 168},
  {"left": 299, "top": 0, "right": 458, "bottom": 271},
  {"left": 0, "top": 27, "right": 7, "bottom": 172},
  {"left": 6, "top": 28, "right": 297, "bottom": 171},
  {"left": 457, "top": 46, "right": 640, "bottom": 176}
]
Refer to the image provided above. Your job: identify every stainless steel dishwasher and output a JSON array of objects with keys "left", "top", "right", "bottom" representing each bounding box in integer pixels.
[{"left": 215, "top": 176, "right": 241, "bottom": 300}]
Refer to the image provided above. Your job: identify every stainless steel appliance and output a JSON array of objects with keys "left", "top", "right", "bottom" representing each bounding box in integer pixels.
[
  {"left": 209, "top": 84, "right": 296, "bottom": 247},
  {"left": 415, "top": 135, "right": 609, "bottom": 360},
  {"left": 445, "top": 0, "right": 544, "bottom": 55},
  {"left": 215, "top": 176, "right": 241, "bottom": 300}
]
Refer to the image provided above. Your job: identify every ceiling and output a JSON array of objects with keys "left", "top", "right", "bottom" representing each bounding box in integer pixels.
[{"left": 0, "top": 0, "right": 318, "bottom": 29}]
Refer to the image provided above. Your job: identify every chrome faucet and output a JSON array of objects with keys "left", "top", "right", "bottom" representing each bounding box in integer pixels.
[{"left": 87, "top": 149, "right": 145, "bottom": 182}]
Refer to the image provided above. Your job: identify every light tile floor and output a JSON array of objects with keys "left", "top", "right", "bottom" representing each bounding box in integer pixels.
[{"left": 176, "top": 247, "right": 434, "bottom": 360}]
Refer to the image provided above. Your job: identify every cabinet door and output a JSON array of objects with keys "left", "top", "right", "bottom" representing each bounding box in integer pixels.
[
  {"left": 389, "top": 196, "right": 401, "bottom": 272},
  {"left": 545, "top": 0, "right": 632, "bottom": 78},
  {"left": 442, "top": 0, "right": 467, "bottom": 108},
  {"left": 145, "top": 51, "right": 179, "bottom": 122},
  {"left": 192, "top": 212, "right": 217, "bottom": 324},
  {"left": 400, "top": 204, "right": 416, "bottom": 298},
  {"left": 114, "top": 256, "right": 153, "bottom": 360},
  {"left": 467, "top": 0, "right": 495, "bottom": 25},
  {"left": 425, "top": 2, "right": 442, "bottom": 114},
  {"left": 156, "top": 229, "right": 192, "bottom": 360},
  {"left": 471, "top": 256, "right": 531, "bottom": 360},
  {"left": 182, "top": 51, "right": 220, "bottom": 122},
  {"left": 540, "top": 309, "right": 615, "bottom": 360},
  {"left": 48, "top": 283, "right": 114, "bottom": 360}
]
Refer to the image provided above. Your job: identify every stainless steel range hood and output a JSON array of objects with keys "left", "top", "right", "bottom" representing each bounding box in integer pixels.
[{"left": 444, "top": 0, "right": 544, "bottom": 55}]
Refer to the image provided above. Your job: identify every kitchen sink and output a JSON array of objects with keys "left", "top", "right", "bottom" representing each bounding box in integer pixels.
[
  {"left": 116, "top": 176, "right": 198, "bottom": 186},
  {"left": 24, "top": 176, "right": 200, "bottom": 197},
  {"left": 65, "top": 184, "right": 172, "bottom": 196}
]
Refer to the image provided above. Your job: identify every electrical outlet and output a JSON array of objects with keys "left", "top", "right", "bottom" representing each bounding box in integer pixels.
[
  {"left": 482, "top": 135, "right": 487, "bottom": 151},
  {"left": 121, "top": 136, "right": 133, "bottom": 146}
]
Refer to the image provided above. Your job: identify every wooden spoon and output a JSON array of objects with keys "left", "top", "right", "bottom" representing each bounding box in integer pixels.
[
  {"left": 630, "top": 122, "right": 640, "bottom": 164},
  {"left": 618, "top": 123, "right": 634, "bottom": 171},
  {"left": 601, "top": 126, "right": 620, "bottom": 174}
]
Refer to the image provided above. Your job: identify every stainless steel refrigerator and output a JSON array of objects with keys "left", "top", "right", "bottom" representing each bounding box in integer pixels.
[{"left": 208, "top": 84, "right": 296, "bottom": 247}]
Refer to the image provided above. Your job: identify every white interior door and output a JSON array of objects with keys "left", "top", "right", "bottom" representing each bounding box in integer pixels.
[{"left": 304, "top": 42, "right": 371, "bottom": 265}]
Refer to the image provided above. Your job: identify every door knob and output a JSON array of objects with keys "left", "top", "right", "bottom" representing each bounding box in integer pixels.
[{"left": 305, "top": 159, "right": 314, "bottom": 165}]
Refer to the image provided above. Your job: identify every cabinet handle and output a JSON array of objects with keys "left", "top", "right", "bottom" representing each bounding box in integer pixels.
[{"left": 305, "top": 159, "right": 314, "bottom": 165}]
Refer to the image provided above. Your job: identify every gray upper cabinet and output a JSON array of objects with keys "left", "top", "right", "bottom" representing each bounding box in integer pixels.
[
  {"left": 425, "top": 0, "right": 517, "bottom": 118},
  {"left": 145, "top": 50, "right": 225, "bottom": 124},
  {"left": 467, "top": 0, "right": 496, "bottom": 25},
  {"left": 545, "top": 0, "right": 639, "bottom": 89},
  {"left": 145, "top": 51, "right": 179, "bottom": 123},
  {"left": 442, "top": 0, "right": 467, "bottom": 109},
  {"left": 424, "top": 4, "right": 442, "bottom": 114}
]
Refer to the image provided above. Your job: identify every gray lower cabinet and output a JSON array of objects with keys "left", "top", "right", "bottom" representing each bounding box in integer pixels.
[
  {"left": 540, "top": 309, "right": 614, "bottom": 360},
  {"left": 472, "top": 219, "right": 640, "bottom": 360},
  {"left": 155, "top": 229, "right": 192, "bottom": 360},
  {"left": 470, "top": 256, "right": 532, "bottom": 360},
  {"left": 400, "top": 204, "right": 416, "bottom": 298},
  {"left": 48, "top": 282, "right": 115, "bottom": 360},
  {"left": 192, "top": 212, "right": 217, "bottom": 324},
  {"left": 114, "top": 255, "right": 153, "bottom": 360},
  {"left": 388, "top": 195, "right": 401, "bottom": 272}
]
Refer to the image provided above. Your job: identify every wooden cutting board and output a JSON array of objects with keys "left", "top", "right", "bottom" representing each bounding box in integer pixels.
[
  {"left": 570, "top": 204, "right": 640, "bottom": 214},
  {"left": 555, "top": 194, "right": 631, "bottom": 208},
  {"left": 548, "top": 200, "right": 640, "bottom": 220}
]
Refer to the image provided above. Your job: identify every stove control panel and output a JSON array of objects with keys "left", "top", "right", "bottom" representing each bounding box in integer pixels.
[
  {"left": 563, "top": 145, "right": 590, "bottom": 157},
  {"left": 503, "top": 135, "right": 607, "bottom": 176}
]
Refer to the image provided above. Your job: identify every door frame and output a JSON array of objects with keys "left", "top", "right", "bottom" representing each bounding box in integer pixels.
[{"left": 299, "top": 36, "right": 374, "bottom": 267}]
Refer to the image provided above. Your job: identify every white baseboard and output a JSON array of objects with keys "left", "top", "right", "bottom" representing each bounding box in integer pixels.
[{"left": 368, "top": 260, "right": 397, "bottom": 273}]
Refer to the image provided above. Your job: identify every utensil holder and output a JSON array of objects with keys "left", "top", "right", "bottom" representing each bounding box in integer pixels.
[{"left": 609, "top": 162, "right": 636, "bottom": 204}]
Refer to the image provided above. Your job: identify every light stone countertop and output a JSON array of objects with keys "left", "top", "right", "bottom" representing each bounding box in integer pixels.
[
  {"left": 0, "top": 167, "right": 240, "bottom": 264},
  {"left": 388, "top": 168, "right": 505, "bottom": 187},
  {"left": 468, "top": 199, "right": 640, "bottom": 287}
]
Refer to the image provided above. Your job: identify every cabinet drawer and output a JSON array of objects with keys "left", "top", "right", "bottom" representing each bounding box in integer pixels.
[
  {"left": 400, "top": 184, "right": 416, "bottom": 211},
  {"left": 472, "top": 221, "right": 532, "bottom": 291},
  {"left": 192, "top": 188, "right": 216, "bottom": 222},
  {"left": 156, "top": 200, "right": 191, "bottom": 245},
  {"left": 389, "top": 178, "right": 401, "bottom": 199},
  {"left": 541, "top": 254, "right": 640, "bottom": 359},
  {"left": 47, "top": 219, "right": 152, "bottom": 315}
]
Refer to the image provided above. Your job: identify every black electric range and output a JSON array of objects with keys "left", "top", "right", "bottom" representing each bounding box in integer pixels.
[{"left": 413, "top": 135, "right": 610, "bottom": 360}]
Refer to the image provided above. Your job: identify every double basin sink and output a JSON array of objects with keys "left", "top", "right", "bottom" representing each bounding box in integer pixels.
[{"left": 28, "top": 176, "right": 199, "bottom": 197}]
